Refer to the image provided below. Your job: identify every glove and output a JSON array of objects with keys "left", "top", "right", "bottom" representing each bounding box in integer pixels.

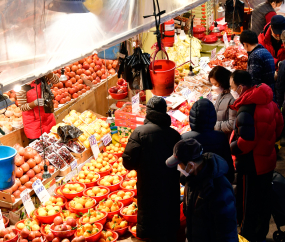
[{"left": 34, "top": 99, "right": 45, "bottom": 107}]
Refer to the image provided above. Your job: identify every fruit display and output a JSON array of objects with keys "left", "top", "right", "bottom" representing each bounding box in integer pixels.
[
  {"left": 105, "top": 144, "right": 125, "bottom": 156},
  {"left": 36, "top": 205, "right": 61, "bottom": 216},
  {"left": 98, "top": 175, "right": 122, "bottom": 188},
  {"left": 16, "top": 218, "right": 40, "bottom": 231},
  {"left": 18, "top": 228, "right": 42, "bottom": 242},
  {"left": 85, "top": 158, "right": 112, "bottom": 176},
  {"left": 110, "top": 161, "right": 127, "bottom": 177},
  {"left": 69, "top": 197, "right": 96, "bottom": 210},
  {"left": 65, "top": 140, "right": 85, "bottom": 153},
  {"left": 0, "top": 104, "right": 23, "bottom": 134},
  {"left": 0, "top": 228, "right": 17, "bottom": 242},
  {"left": 126, "top": 170, "right": 137, "bottom": 180},
  {"left": 61, "top": 210, "right": 78, "bottom": 220},
  {"left": 115, "top": 103, "right": 146, "bottom": 123},
  {"left": 108, "top": 78, "right": 128, "bottom": 99},
  {"left": 96, "top": 199, "right": 122, "bottom": 214},
  {"left": 97, "top": 153, "right": 117, "bottom": 165},
  {"left": 99, "top": 230, "right": 117, "bottom": 242},
  {"left": 49, "top": 216, "right": 77, "bottom": 238},
  {"left": 72, "top": 170, "right": 100, "bottom": 185},
  {"left": 60, "top": 182, "right": 86, "bottom": 200},
  {"left": 45, "top": 196, "right": 66, "bottom": 207},
  {"left": 105, "top": 214, "right": 128, "bottom": 231},
  {"left": 2, "top": 90, "right": 18, "bottom": 105},
  {"left": 84, "top": 186, "right": 109, "bottom": 198},
  {"left": 108, "top": 191, "right": 134, "bottom": 206},
  {"left": 119, "top": 137, "right": 128, "bottom": 146},
  {"left": 208, "top": 45, "right": 248, "bottom": 70},
  {"left": 80, "top": 209, "right": 107, "bottom": 224},
  {"left": 121, "top": 202, "right": 137, "bottom": 216},
  {"left": 47, "top": 152, "right": 67, "bottom": 169},
  {"left": 76, "top": 223, "right": 103, "bottom": 239},
  {"left": 121, "top": 179, "right": 137, "bottom": 190},
  {"left": 130, "top": 225, "right": 136, "bottom": 233}
]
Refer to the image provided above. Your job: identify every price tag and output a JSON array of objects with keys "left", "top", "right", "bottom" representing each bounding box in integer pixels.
[
  {"left": 168, "top": 110, "right": 188, "bottom": 123},
  {"left": 102, "top": 134, "right": 112, "bottom": 146},
  {"left": 223, "top": 33, "right": 229, "bottom": 48},
  {"left": 0, "top": 210, "right": 5, "bottom": 230},
  {"left": 89, "top": 135, "right": 100, "bottom": 159},
  {"left": 32, "top": 179, "right": 51, "bottom": 204},
  {"left": 70, "top": 160, "right": 77, "bottom": 171},
  {"left": 132, "top": 93, "right": 140, "bottom": 114},
  {"left": 211, "top": 48, "right": 216, "bottom": 60},
  {"left": 201, "top": 63, "right": 211, "bottom": 73},
  {"left": 20, "top": 189, "right": 35, "bottom": 216},
  {"left": 180, "top": 88, "right": 192, "bottom": 100}
]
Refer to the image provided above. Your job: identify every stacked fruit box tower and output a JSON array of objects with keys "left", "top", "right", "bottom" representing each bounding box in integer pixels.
[{"left": 192, "top": 0, "right": 214, "bottom": 32}]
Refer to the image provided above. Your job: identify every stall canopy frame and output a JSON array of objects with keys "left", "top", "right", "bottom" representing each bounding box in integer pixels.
[{"left": 0, "top": 0, "right": 207, "bottom": 92}]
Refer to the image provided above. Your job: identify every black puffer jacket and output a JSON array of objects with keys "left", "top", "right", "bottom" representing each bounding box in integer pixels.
[
  {"left": 122, "top": 110, "right": 181, "bottom": 239},
  {"left": 184, "top": 153, "right": 238, "bottom": 242},
  {"left": 182, "top": 99, "right": 235, "bottom": 183}
]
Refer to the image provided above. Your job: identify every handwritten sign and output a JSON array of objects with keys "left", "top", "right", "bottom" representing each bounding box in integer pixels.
[
  {"left": 223, "top": 33, "right": 229, "bottom": 48},
  {"left": 20, "top": 189, "right": 35, "bottom": 216},
  {"left": 32, "top": 179, "right": 50, "bottom": 204},
  {"left": 180, "top": 88, "right": 192, "bottom": 100},
  {"left": 102, "top": 134, "right": 112, "bottom": 146},
  {"left": 89, "top": 135, "right": 100, "bottom": 159},
  {"left": 211, "top": 48, "right": 216, "bottom": 60},
  {"left": 70, "top": 160, "right": 77, "bottom": 171},
  {"left": 132, "top": 93, "right": 140, "bottom": 114},
  {"left": 0, "top": 210, "right": 5, "bottom": 230},
  {"left": 168, "top": 110, "right": 188, "bottom": 123}
]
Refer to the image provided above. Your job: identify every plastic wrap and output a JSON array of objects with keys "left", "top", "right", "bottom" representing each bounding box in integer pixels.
[{"left": 0, "top": 0, "right": 207, "bottom": 92}]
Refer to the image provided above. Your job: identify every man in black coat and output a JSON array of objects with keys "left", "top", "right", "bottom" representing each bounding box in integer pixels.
[
  {"left": 166, "top": 138, "right": 238, "bottom": 242},
  {"left": 182, "top": 98, "right": 235, "bottom": 183},
  {"left": 122, "top": 96, "right": 181, "bottom": 241}
]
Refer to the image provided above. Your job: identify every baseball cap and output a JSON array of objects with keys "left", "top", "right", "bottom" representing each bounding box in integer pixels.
[
  {"left": 146, "top": 96, "right": 167, "bottom": 113},
  {"left": 271, "top": 15, "right": 285, "bottom": 35},
  {"left": 166, "top": 138, "right": 203, "bottom": 168}
]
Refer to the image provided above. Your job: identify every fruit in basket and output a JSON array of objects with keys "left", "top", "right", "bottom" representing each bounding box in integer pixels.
[
  {"left": 0, "top": 228, "right": 16, "bottom": 240},
  {"left": 85, "top": 187, "right": 108, "bottom": 197},
  {"left": 131, "top": 225, "right": 136, "bottom": 232},
  {"left": 97, "top": 199, "right": 120, "bottom": 213},
  {"left": 73, "top": 171, "right": 99, "bottom": 184},
  {"left": 105, "top": 144, "right": 124, "bottom": 154},
  {"left": 62, "top": 183, "right": 84, "bottom": 194},
  {"left": 98, "top": 153, "right": 117, "bottom": 164},
  {"left": 45, "top": 196, "right": 65, "bottom": 206},
  {"left": 122, "top": 202, "right": 138, "bottom": 215},
  {"left": 61, "top": 210, "right": 77, "bottom": 220},
  {"left": 70, "top": 197, "right": 95, "bottom": 209},
  {"left": 44, "top": 224, "right": 51, "bottom": 234},
  {"left": 16, "top": 218, "right": 40, "bottom": 231},
  {"left": 126, "top": 170, "right": 137, "bottom": 179},
  {"left": 88, "top": 158, "right": 111, "bottom": 173},
  {"left": 81, "top": 209, "right": 106, "bottom": 223},
  {"left": 99, "top": 230, "right": 115, "bottom": 242},
  {"left": 121, "top": 179, "right": 136, "bottom": 190},
  {"left": 110, "top": 162, "right": 127, "bottom": 177},
  {"left": 38, "top": 205, "right": 61, "bottom": 216},
  {"left": 105, "top": 214, "right": 128, "bottom": 230},
  {"left": 120, "top": 137, "right": 128, "bottom": 145},
  {"left": 76, "top": 223, "right": 100, "bottom": 237},
  {"left": 109, "top": 191, "right": 132, "bottom": 202},
  {"left": 99, "top": 176, "right": 120, "bottom": 187}
]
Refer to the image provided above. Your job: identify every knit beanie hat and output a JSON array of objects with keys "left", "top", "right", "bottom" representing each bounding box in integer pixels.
[{"left": 146, "top": 96, "right": 167, "bottom": 113}]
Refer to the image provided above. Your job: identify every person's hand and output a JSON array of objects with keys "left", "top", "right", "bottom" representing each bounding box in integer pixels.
[{"left": 33, "top": 99, "right": 45, "bottom": 107}]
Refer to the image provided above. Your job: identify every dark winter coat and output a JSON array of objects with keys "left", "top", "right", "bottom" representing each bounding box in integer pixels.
[
  {"left": 276, "top": 59, "right": 285, "bottom": 108},
  {"left": 182, "top": 98, "right": 235, "bottom": 183},
  {"left": 251, "top": 2, "right": 275, "bottom": 36},
  {"left": 184, "top": 153, "right": 238, "bottom": 242},
  {"left": 247, "top": 44, "right": 276, "bottom": 97},
  {"left": 230, "top": 83, "right": 284, "bottom": 175},
  {"left": 258, "top": 23, "right": 285, "bottom": 68},
  {"left": 214, "top": 92, "right": 237, "bottom": 137},
  {"left": 122, "top": 110, "right": 181, "bottom": 239}
]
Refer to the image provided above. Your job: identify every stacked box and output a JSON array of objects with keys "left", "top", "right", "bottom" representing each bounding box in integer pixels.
[{"left": 192, "top": 0, "right": 214, "bottom": 31}]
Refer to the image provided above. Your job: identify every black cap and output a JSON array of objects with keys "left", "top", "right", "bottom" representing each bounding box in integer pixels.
[
  {"left": 271, "top": 15, "right": 285, "bottom": 35},
  {"left": 166, "top": 138, "right": 203, "bottom": 168},
  {"left": 146, "top": 96, "right": 167, "bottom": 113}
]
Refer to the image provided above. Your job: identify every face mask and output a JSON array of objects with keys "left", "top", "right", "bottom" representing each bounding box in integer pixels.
[
  {"left": 177, "top": 162, "right": 194, "bottom": 177},
  {"left": 275, "top": 7, "right": 281, "bottom": 11},
  {"left": 231, "top": 86, "right": 241, "bottom": 99},
  {"left": 212, "top": 85, "right": 223, "bottom": 94}
]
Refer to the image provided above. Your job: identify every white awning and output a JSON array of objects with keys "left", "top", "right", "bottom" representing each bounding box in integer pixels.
[{"left": 0, "top": 0, "right": 207, "bottom": 92}]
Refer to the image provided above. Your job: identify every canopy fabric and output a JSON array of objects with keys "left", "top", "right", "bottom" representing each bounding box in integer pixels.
[{"left": 0, "top": 0, "right": 207, "bottom": 92}]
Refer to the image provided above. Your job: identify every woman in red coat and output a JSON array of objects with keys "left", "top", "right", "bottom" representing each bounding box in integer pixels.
[{"left": 16, "top": 73, "right": 59, "bottom": 142}]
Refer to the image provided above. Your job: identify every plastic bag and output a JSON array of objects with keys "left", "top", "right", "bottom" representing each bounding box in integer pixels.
[
  {"left": 225, "top": 0, "right": 245, "bottom": 31},
  {"left": 57, "top": 125, "right": 83, "bottom": 143}
]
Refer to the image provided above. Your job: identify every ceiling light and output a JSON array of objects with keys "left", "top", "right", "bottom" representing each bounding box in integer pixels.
[
  {"left": 59, "top": 68, "right": 67, "bottom": 81},
  {"left": 48, "top": 0, "right": 89, "bottom": 14},
  {"left": 13, "top": 85, "right": 21, "bottom": 92}
]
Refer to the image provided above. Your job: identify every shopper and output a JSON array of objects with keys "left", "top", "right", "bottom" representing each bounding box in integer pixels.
[
  {"left": 230, "top": 70, "right": 284, "bottom": 242},
  {"left": 251, "top": 0, "right": 284, "bottom": 35},
  {"left": 240, "top": 30, "right": 276, "bottom": 97},
  {"left": 258, "top": 15, "right": 285, "bottom": 68},
  {"left": 276, "top": 30, "right": 285, "bottom": 145},
  {"left": 166, "top": 138, "right": 238, "bottom": 242},
  {"left": 122, "top": 96, "right": 181, "bottom": 242},
  {"left": 16, "top": 73, "right": 59, "bottom": 143},
  {"left": 208, "top": 66, "right": 236, "bottom": 138},
  {"left": 182, "top": 98, "right": 235, "bottom": 183}
]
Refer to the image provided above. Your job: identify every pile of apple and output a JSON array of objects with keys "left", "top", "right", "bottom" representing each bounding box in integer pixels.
[
  {"left": 108, "top": 78, "right": 128, "bottom": 94},
  {"left": 18, "top": 228, "right": 42, "bottom": 242},
  {"left": 2, "top": 90, "right": 18, "bottom": 106},
  {"left": 3, "top": 144, "right": 54, "bottom": 201},
  {"left": 0, "top": 228, "right": 17, "bottom": 242}
]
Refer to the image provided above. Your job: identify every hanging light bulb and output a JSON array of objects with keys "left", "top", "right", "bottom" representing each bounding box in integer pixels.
[
  {"left": 212, "top": 22, "right": 220, "bottom": 33},
  {"left": 48, "top": 0, "right": 89, "bottom": 14},
  {"left": 59, "top": 68, "right": 67, "bottom": 81}
]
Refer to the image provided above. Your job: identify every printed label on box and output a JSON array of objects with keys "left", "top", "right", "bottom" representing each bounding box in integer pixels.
[
  {"left": 89, "top": 135, "right": 100, "bottom": 159},
  {"left": 32, "top": 179, "right": 51, "bottom": 204}
]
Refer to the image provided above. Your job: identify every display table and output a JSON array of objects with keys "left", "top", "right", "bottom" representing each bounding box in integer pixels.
[{"left": 201, "top": 40, "right": 225, "bottom": 57}]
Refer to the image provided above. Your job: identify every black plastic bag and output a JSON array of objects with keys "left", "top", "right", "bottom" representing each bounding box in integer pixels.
[
  {"left": 57, "top": 125, "right": 83, "bottom": 143},
  {"left": 117, "top": 41, "right": 128, "bottom": 78},
  {"left": 41, "top": 77, "right": 55, "bottom": 114},
  {"left": 123, "top": 47, "right": 152, "bottom": 90}
]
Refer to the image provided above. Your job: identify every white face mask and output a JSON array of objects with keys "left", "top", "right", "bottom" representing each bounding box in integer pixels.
[
  {"left": 177, "top": 162, "right": 194, "bottom": 177},
  {"left": 212, "top": 85, "right": 224, "bottom": 94},
  {"left": 231, "top": 86, "right": 242, "bottom": 99}
]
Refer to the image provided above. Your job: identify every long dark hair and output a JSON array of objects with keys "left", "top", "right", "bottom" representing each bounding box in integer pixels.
[{"left": 208, "top": 66, "right": 231, "bottom": 90}]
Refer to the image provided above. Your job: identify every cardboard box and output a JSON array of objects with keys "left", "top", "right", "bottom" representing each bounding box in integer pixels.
[{"left": 115, "top": 103, "right": 146, "bottom": 124}]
